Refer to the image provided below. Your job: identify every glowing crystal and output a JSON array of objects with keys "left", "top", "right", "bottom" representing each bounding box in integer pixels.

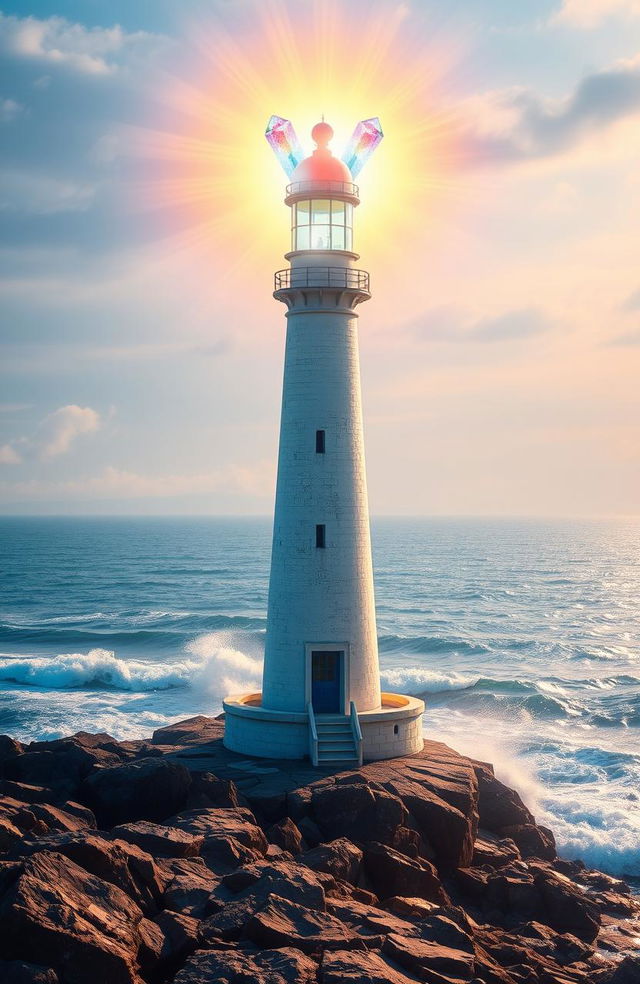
[
  {"left": 341, "top": 117, "right": 384, "bottom": 178},
  {"left": 265, "top": 115, "right": 305, "bottom": 177}
]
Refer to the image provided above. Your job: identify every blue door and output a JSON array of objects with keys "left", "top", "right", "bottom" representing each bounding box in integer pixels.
[{"left": 311, "top": 650, "right": 342, "bottom": 713}]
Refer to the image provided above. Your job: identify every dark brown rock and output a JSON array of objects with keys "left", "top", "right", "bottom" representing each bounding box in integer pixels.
[
  {"left": 416, "top": 913, "right": 475, "bottom": 953},
  {"left": 7, "top": 831, "right": 159, "bottom": 911},
  {"left": 391, "top": 825, "right": 423, "bottom": 858},
  {"left": 207, "top": 834, "right": 263, "bottom": 873},
  {"left": 311, "top": 781, "right": 407, "bottom": 845},
  {"left": 114, "top": 838, "right": 170, "bottom": 909},
  {"left": 473, "top": 944, "right": 521, "bottom": 984},
  {"left": 364, "top": 841, "right": 447, "bottom": 903},
  {"left": 321, "top": 949, "right": 424, "bottom": 983},
  {"left": 246, "top": 893, "right": 365, "bottom": 953},
  {"left": 515, "top": 921, "right": 593, "bottom": 965},
  {"left": 300, "top": 837, "right": 363, "bottom": 884},
  {"left": 0, "top": 736, "right": 24, "bottom": 762},
  {"left": 376, "top": 774, "right": 476, "bottom": 868},
  {"left": 85, "top": 757, "right": 192, "bottom": 826},
  {"left": 500, "top": 823, "right": 556, "bottom": 860},
  {"left": 472, "top": 832, "right": 521, "bottom": 868},
  {"left": 112, "top": 821, "right": 203, "bottom": 858},
  {"left": 216, "top": 858, "right": 326, "bottom": 910},
  {"left": 533, "top": 866, "right": 601, "bottom": 942},
  {"left": 0, "top": 816, "right": 25, "bottom": 852},
  {"left": 383, "top": 895, "right": 442, "bottom": 918},
  {"left": 28, "top": 801, "right": 96, "bottom": 833},
  {"left": 605, "top": 956, "right": 640, "bottom": 983},
  {"left": 189, "top": 771, "right": 242, "bottom": 808},
  {"left": 7, "top": 741, "right": 122, "bottom": 799},
  {"left": 579, "top": 868, "right": 631, "bottom": 895},
  {"left": 150, "top": 716, "right": 225, "bottom": 746},
  {"left": 485, "top": 872, "right": 541, "bottom": 917},
  {"left": 0, "top": 851, "right": 143, "bottom": 984},
  {"left": 297, "top": 815, "right": 323, "bottom": 847},
  {"left": 455, "top": 865, "right": 490, "bottom": 900},
  {"left": 267, "top": 817, "right": 304, "bottom": 854},
  {"left": 159, "top": 857, "right": 218, "bottom": 917},
  {"left": 174, "top": 946, "right": 318, "bottom": 984},
  {"left": 286, "top": 786, "right": 312, "bottom": 819},
  {"left": 199, "top": 897, "right": 259, "bottom": 942},
  {"left": 0, "top": 961, "right": 58, "bottom": 983},
  {"left": 473, "top": 762, "right": 534, "bottom": 832},
  {"left": 138, "top": 909, "right": 198, "bottom": 972},
  {"left": 383, "top": 933, "right": 475, "bottom": 982},
  {"left": 592, "top": 889, "right": 640, "bottom": 916},
  {"left": 169, "top": 806, "right": 267, "bottom": 855},
  {"left": 326, "top": 897, "right": 416, "bottom": 937},
  {"left": 0, "top": 781, "right": 53, "bottom": 804}
]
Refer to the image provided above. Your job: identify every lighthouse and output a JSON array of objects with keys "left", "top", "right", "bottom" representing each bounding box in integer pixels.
[{"left": 223, "top": 118, "right": 424, "bottom": 765}]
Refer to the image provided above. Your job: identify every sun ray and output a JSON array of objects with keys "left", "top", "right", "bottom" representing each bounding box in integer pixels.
[{"left": 126, "top": 0, "right": 469, "bottom": 291}]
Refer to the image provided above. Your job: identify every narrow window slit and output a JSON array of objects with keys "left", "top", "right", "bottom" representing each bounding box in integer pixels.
[
  {"left": 316, "top": 524, "right": 326, "bottom": 549},
  {"left": 316, "top": 429, "right": 325, "bottom": 453}
]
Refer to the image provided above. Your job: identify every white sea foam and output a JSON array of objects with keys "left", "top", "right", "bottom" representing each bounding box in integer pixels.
[
  {"left": 426, "top": 708, "right": 640, "bottom": 878},
  {"left": 380, "top": 667, "right": 478, "bottom": 693},
  {"left": 539, "top": 789, "right": 640, "bottom": 877},
  {"left": 0, "top": 649, "right": 197, "bottom": 690},
  {"left": 0, "top": 634, "right": 263, "bottom": 696}
]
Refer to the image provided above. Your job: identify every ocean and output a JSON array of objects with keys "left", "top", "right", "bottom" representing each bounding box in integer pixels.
[{"left": 1, "top": 516, "right": 638, "bottom": 880}]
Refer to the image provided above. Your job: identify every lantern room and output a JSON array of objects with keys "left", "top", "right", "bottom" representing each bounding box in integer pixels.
[{"left": 291, "top": 199, "right": 354, "bottom": 251}]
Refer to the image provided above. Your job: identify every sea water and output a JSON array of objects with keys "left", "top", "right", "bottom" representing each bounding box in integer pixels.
[{"left": 1, "top": 516, "right": 638, "bottom": 879}]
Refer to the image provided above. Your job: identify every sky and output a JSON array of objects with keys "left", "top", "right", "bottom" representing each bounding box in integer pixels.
[{"left": 0, "top": 0, "right": 639, "bottom": 516}]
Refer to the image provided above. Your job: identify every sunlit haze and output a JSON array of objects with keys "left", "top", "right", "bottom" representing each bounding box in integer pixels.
[{"left": 1, "top": 0, "right": 639, "bottom": 515}]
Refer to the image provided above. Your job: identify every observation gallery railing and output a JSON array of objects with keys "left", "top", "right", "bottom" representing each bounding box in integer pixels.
[
  {"left": 286, "top": 179, "right": 359, "bottom": 199},
  {"left": 274, "top": 267, "right": 370, "bottom": 292}
]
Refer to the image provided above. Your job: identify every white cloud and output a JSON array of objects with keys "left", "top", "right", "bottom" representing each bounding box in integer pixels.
[
  {"left": 37, "top": 405, "right": 101, "bottom": 459},
  {"left": 0, "top": 444, "right": 21, "bottom": 464},
  {"left": 0, "top": 98, "right": 23, "bottom": 123},
  {"left": 0, "top": 171, "right": 96, "bottom": 215},
  {"left": 0, "top": 13, "right": 163, "bottom": 76},
  {"left": 0, "top": 461, "right": 275, "bottom": 500},
  {"left": 462, "top": 54, "right": 640, "bottom": 165},
  {"left": 0, "top": 404, "right": 101, "bottom": 465},
  {"left": 554, "top": 1, "right": 640, "bottom": 28}
]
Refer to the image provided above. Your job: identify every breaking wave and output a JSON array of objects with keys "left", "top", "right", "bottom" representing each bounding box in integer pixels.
[{"left": 0, "top": 633, "right": 263, "bottom": 698}]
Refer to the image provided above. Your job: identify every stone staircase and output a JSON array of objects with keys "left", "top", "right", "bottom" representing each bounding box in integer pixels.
[{"left": 315, "top": 714, "right": 360, "bottom": 765}]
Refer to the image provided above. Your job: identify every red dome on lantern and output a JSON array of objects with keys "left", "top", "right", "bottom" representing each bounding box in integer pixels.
[{"left": 290, "top": 121, "right": 352, "bottom": 184}]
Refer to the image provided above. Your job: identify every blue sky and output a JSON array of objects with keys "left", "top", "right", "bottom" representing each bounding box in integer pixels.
[{"left": 1, "top": 0, "right": 639, "bottom": 515}]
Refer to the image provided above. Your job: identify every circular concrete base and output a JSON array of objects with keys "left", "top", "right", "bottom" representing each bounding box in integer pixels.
[{"left": 222, "top": 692, "right": 425, "bottom": 763}]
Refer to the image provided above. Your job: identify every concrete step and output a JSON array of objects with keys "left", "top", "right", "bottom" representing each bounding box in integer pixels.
[
  {"left": 316, "top": 724, "right": 351, "bottom": 734},
  {"left": 318, "top": 740, "right": 356, "bottom": 752},
  {"left": 315, "top": 715, "right": 349, "bottom": 723},
  {"left": 317, "top": 751, "right": 359, "bottom": 763}
]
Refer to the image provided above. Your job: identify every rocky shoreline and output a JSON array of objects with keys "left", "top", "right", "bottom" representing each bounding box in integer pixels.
[{"left": 0, "top": 715, "right": 638, "bottom": 984}]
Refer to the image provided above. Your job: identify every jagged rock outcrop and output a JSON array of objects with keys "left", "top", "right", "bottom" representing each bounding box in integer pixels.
[{"left": 0, "top": 715, "right": 637, "bottom": 984}]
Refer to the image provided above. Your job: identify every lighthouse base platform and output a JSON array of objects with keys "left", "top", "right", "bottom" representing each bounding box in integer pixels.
[{"left": 222, "top": 692, "right": 425, "bottom": 764}]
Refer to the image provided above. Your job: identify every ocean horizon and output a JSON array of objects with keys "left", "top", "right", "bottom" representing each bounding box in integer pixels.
[{"left": 1, "top": 514, "right": 638, "bottom": 882}]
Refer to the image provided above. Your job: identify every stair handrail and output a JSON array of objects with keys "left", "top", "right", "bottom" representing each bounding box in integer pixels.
[
  {"left": 349, "top": 701, "right": 364, "bottom": 767},
  {"left": 307, "top": 702, "right": 319, "bottom": 767}
]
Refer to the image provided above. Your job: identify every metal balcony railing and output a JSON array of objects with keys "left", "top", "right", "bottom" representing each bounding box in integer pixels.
[
  {"left": 274, "top": 267, "right": 370, "bottom": 292},
  {"left": 286, "top": 179, "right": 360, "bottom": 199}
]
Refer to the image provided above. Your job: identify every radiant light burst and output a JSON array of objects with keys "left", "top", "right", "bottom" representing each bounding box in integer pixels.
[{"left": 128, "top": 0, "right": 465, "bottom": 281}]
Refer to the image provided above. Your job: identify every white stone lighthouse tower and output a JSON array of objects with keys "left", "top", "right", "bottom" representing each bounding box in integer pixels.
[{"left": 224, "top": 119, "right": 424, "bottom": 765}]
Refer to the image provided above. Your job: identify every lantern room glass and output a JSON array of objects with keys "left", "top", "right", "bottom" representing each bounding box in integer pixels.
[{"left": 292, "top": 200, "right": 353, "bottom": 251}]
